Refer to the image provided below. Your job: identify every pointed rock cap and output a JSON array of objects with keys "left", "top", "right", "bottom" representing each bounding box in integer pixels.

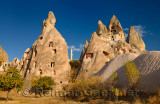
[
  {"left": 96, "top": 20, "right": 108, "bottom": 35},
  {"left": 45, "top": 11, "right": 56, "bottom": 26},
  {"left": 12, "top": 57, "right": 20, "bottom": 63},
  {"left": 108, "top": 15, "right": 122, "bottom": 31},
  {"left": 25, "top": 48, "right": 30, "bottom": 53},
  {"left": 127, "top": 26, "right": 145, "bottom": 51},
  {"left": 85, "top": 40, "right": 88, "bottom": 46},
  {"left": 89, "top": 32, "right": 99, "bottom": 43}
]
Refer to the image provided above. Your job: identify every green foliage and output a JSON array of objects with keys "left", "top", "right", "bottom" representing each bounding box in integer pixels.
[
  {"left": 65, "top": 76, "right": 104, "bottom": 101},
  {"left": 31, "top": 76, "right": 55, "bottom": 90},
  {"left": 0, "top": 68, "right": 24, "bottom": 91},
  {"left": 125, "top": 61, "right": 140, "bottom": 87},
  {"left": 69, "top": 60, "right": 80, "bottom": 83},
  {"left": 70, "top": 60, "right": 79, "bottom": 69},
  {"left": 111, "top": 72, "right": 118, "bottom": 81},
  {"left": 0, "top": 68, "right": 24, "bottom": 100}
]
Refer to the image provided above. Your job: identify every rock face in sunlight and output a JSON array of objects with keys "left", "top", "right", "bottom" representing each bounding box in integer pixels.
[
  {"left": 77, "top": 15, "right": 146, "bottom": 79},
  {"left": 11, "top": 58, "right": 20, "bottom": 67},
  {"left": 127, "top": 26, "right": 145, "bottom": 51},
  {"left": 18, "top": 11, "right": 71, "bottom": 90},
  {"left": 0, "top": 45, "right": 8, "bottom": 62}
]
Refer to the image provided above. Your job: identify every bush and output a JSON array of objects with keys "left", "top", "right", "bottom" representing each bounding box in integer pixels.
[
  {"left": 125, "top": 61, "right": 140, "bottom": 88},
  {"left": 69, "top": 60, "right": 80, "bottom": 83},
  {"left": 65, "top": 76, "right": 105, "bottom": 101},
  {"left": 70, "top": 60, "right": 79, "bottom": 69},
  {"left": 0, "top": 68, "right": 24, "bottom": 100},
  {"left": 31, "top": 76, "right": 55, "bottom": 96}
]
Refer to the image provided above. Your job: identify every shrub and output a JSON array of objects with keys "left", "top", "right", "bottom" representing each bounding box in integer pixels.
[
  {"left": 31, "top": 76, "right": 55, "bottom": 96},
  {"left": 0, "top": 68, "right": 24, "bottom": 100},
  {"left": 70, "top": 60, "right": 79, "bottom": 69},
  {"left": 65, "top": 76, "right": 105, "bottom": 101},
  {"left": 69, "top": 60, "right": 80, "bottom": 83},
  {"left": 125, "top": 61, "right": 140, "bottom": 88}
]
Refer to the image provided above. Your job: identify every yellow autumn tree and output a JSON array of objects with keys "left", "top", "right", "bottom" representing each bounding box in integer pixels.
[{"left": 125, "top": 61, "right": 140, "bottom": 87}]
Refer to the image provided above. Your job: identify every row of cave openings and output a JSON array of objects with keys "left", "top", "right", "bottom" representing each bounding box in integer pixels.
[
  {"left": 86, "top": 51, "right": 110, "bottom": 64},
  {"left": 34, "top": 42, "right": 57, "bottom": 57}
]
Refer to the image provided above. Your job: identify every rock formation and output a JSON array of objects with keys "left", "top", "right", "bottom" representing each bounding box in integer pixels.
[
  {"left": 18, "top": 11, "right": 71, "bottom": 90},
  {"left": 127, "top": 26, "right": 145, "bottom": 51},
  {"left": 11, "top": 58, "right": 20, "bottom": 67},
  {"left": 94, "top": 51, "right": 160, "bottom": 93},
  {"left": 77, "top": 15, "right": 146, "bottom": 79},
  {"left": 0, "top": 45, "right": 8, "bottom": 62},
  {"left": 94, "top": 53, "right": 140, "bottom": 89}
]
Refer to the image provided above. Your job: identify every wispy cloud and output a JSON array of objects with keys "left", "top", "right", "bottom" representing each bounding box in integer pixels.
[
  {"left": 68, "top": 44, "right": 84, "bottom": 52},
  {"left": 123, "top": 28, "right": 129, "bottom": 31},
  {"left": 132, "top": 25, "right": 147, "bottom": 37},
  {"left": 123, "top": 25, "right": 147, "bottom": 37}
]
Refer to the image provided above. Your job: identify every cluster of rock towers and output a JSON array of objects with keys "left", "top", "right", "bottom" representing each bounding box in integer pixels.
[{"left": 1, "top": 11, "right": 146, "bottom": 90}]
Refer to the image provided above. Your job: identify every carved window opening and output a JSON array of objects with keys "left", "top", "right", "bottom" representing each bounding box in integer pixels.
[
  {"left": 40, "top": 36, "right": 43, "bottom": 40},
  {"left": 29, "top": 68, "right": 31, "bottom": 73},
  {"left": 34, "top": 61, "right": 37, "bottom": 68},
  {"left": 103, "top": 51, "right": 109, "bottom": 56},
  {"left": 49, "top": 42, "right": 53, "bottom": 47},
  {"left": 51, "top": 62, "right": 55, "bottom": 68},
  {"left": 86, "top": 53, "right": 93, "bottom": 59},
  {"left": 35, "top": 50, "right": 37, "bottom": 57},
  {"left": 53, "top": 49, "right": 56, "bottom": 54},
  {"left": 39, "top": 69, "right": 42, "bottom": 75},
  {"left": 106, "top": 61, "right": 109, "bottom": 64},
  {"left": 111, "top": 26, "right": 115, "bottom": 30},
  {"left": 60, "top": 81, "right": 62, "bottom": 84}
]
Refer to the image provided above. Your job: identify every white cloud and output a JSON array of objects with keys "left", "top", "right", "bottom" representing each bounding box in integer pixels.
[
  {"left": 132, "top": 25, "right": 146, "bottom": 37},
  {"left": 68, "top": 44, "right": 84, "bottom": 52},
  {"left": 123, "top": 28, "right": 129, "bottom": 31},
  {"left": 123, "top": 25, "right": 147, "bottom": 37}
]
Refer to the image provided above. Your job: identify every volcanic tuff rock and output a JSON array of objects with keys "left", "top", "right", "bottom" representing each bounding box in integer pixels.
[
  {"left": 77, "top": 15, "right": 146, "bottom": 79},
  {"left": 127, "top": 26, "right": 145, "bottom": 51},
  {"left": 11, "top": 58, "right": 20, "bottom": 67},
  {"left": 0, "top": 45, "right": 8, "bottom": 62},
  {"left": 94, "top": 53, "right": 140, "bottom": 89},
  {"left": 94, "top": 51, "right": 160, "bottom": 93},
  {"left": 18, "top": 11, "right": 70, "bottom": 90}
]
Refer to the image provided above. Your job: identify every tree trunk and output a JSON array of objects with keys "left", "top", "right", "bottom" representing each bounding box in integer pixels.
[{"left": 7, "top": 90, "right": 10, "bottom": 101}]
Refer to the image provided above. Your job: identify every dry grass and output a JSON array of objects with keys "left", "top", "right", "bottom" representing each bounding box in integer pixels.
[
  {"left": 1, "top": 89, "right": 160, "bottom": 104},
  {"left": 0, "top": 90, "right": 88, "bottom": 104}
]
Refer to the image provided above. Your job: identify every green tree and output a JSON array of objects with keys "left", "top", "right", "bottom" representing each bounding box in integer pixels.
[
  {"left": 69, "top": 60, "right": 79, "bottom": 83},
  {"left": 31, "top": 76, "right": 55, "bottom": 96},
  {"left": 125, "top": 61, "right": 140, "bottom": 87},
  {"left": 0, "top": 68, "right": 24, "bottom": 100}
]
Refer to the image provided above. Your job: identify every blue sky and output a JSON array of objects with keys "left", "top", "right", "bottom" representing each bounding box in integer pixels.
[{"left": 0, "top": 0, "right": 160, "bottom": 61}]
